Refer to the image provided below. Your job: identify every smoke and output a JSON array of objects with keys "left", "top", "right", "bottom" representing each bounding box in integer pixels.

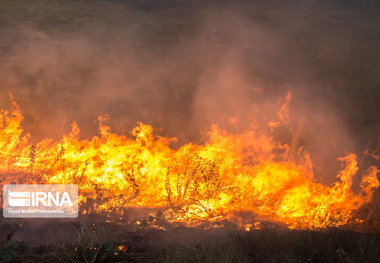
[{"left": 0, "top": 0, "right": 379, "bottom": 179}]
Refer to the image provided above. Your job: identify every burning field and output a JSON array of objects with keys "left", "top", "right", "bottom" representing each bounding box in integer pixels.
[
  {"left": 1, "top": 92, "right": 379, "bottom": 231},
  {"left": 0, "top": 0, "right": 380, "bottom": 262}
]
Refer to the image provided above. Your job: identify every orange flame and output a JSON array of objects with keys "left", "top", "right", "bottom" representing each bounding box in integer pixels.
[{"left": 1, "top": 94, "right": 379, "bottom": 229}]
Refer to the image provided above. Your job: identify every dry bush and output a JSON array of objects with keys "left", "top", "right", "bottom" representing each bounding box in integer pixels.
[{"left": 165, "top": 154, "right": 225, "bottom": 220}]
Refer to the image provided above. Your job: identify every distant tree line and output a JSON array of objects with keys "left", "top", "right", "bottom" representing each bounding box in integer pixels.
[
  {"left": 117, "top": 0, "right": 380, "bottom": 10},
  {"left": 120, "top": 0, "right": 182, "bottom": 10},
  {"left": 308, "top": 0, "right": 380, "bottom": 8},
  {"left": 261, "top": 0, "right": 380, "bottom": 8}
]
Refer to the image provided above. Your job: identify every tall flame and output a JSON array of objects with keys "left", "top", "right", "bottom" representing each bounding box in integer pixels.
[{"left": 1, "top": 94, "right": 379, "bottom": 229}]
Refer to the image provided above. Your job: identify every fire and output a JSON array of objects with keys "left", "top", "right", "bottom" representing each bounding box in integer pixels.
[{"left": 1, "top": 93, "right": 379, "bottom": 229}]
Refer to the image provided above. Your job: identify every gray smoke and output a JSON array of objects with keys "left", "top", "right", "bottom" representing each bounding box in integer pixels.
[{"left": 0, "top": 0, "right": 379, "bottom": 180}]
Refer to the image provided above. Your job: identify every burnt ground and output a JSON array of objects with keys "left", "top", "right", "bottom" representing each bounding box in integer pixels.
[
  {"left": 0, "top": 214, "right": 380, "bottom": 263},
  {"left": 0, "top": 0, "right": 380, "bottom": 262}
]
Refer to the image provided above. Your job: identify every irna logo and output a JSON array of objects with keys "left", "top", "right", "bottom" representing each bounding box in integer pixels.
[
  {"left": 8, "top": 190, "right": 73, "bottom": 207},
  {"left": 3, "top": 184, "right": 78, "bottom": 218}
]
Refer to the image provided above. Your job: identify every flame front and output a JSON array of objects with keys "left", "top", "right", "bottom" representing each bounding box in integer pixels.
[{"left": 1, "top": 94, "right": 379, "bottom": 229}]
